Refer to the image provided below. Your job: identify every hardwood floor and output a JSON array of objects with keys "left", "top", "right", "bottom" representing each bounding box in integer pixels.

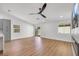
[{"left": 4, "top": 37, "right": 73, "bottom": 56}]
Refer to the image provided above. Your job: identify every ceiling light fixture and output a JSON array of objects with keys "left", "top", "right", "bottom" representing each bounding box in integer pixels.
[{"left": 60, "top": 16, "right": 63, "bottom": 18}]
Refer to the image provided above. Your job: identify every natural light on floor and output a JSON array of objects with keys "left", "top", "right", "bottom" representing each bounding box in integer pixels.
[{"left": 34, "top": 37, "right": 43, "bottom": 50}]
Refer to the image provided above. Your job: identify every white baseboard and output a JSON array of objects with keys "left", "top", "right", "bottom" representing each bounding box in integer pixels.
[
  {"left": 41, "top": 36, "right": 73, "bottom": 43},
  {"left": 11, "top": 36, "right": 33, "bottom": 40}
]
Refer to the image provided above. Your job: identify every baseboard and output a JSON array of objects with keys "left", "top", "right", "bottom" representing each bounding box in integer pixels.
[
  {"left": 41, "top": 36, "right": 73, "bottom": 43},
  {"left": 6, "top": 36, "right": 73, "bottom": 43},
  {"left": 5, "top": 40, "right": 11, "bottom": 42},
  {"left": 9, "top": 36, "right": 34, "bottom": 41}
]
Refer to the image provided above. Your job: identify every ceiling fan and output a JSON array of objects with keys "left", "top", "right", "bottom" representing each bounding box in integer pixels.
[{"left": 29, "top": 3, "right": 47, "bottom": 18}]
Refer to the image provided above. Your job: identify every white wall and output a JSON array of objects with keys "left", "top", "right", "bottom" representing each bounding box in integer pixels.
[
  {"left": 0, "top": 9, "right": 72, "bottom": 42},
  {"left": 40, "top": 21, "right": 72, "bottom": 42},
  {"left": 0, "top": 10, "right": 34, "bottom": 40},
  {"left": 11, "top": 18, "right": 34, "bottom": 40}
]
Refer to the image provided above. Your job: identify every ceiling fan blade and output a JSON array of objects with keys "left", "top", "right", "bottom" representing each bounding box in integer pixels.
[
  {"left": 40, "top": 14, "right": 46, "bottom": 18},
  {"left": 38, "top": 3, "right": 47, "bottom": 14},
  {"left": 29, "top": 13, "right": 37, "bottom": 15}
]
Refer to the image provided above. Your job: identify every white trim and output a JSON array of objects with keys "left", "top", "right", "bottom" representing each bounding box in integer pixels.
[{"left": 41, "top": 36, "right": 73, "bottom": 43}]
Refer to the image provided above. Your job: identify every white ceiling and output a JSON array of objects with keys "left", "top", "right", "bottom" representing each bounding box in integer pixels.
[{"left": 0, "top": 3, "right": 73, "bottom": 24}]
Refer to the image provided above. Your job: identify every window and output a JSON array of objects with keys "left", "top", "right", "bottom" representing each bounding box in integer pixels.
[
  {"left": 58, "top": 24, "right": 70, "bottom": 34},
  {"left": 13, "top": 25, "right": 20, "bottom": 33}
]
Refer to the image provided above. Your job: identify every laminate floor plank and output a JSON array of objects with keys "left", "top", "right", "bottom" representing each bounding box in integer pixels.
[{"left": 4, "top": 37, "right": 73, "bottom": 56}]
